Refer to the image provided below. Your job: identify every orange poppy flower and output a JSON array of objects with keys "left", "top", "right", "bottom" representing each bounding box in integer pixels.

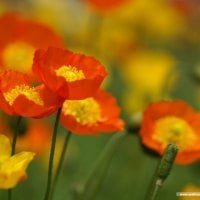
[
  {"left": 60, "top": 89, "right": 124, "bottom": 134},
  {"left": 33, "top": 47, "right": 107, "bottom": 100},
  {"left": 4, "top": 117, "right": 68, "bottom": 158},
  {"left": 0, "top": 70, "right": 63, "bottom": 117},
  {"left": 0, "top": 13, "right": 63, "bottom": 76},
  {"left": 140, "top": 100, "right": 200, "bottom": 164},
  {"left": 85, "top": 0, "right": 128, "bottom": 12},
  {"left": 14, "top": 119, "right": 51, "bottom": 155}
]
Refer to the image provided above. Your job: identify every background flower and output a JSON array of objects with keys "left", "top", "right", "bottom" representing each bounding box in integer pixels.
[{"left": 0, "top": 13, "right": 63, "bottom": 77}]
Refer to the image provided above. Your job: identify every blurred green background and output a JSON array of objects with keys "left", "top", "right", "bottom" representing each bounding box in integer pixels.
[{"left": 0, "top": 0, "right": 200, "bottom": 199}]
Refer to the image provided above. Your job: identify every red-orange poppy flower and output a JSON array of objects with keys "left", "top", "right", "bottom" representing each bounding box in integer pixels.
[
  {"left": 0, "top": 13, "right": 63, "bottom": 76},
  {"left": 140, "top": 100, "right": 200, "bottom": 164},
  {"left": 85, "top": 0, "right": 128, "bottom": 12},
  {"left": 15, "top": 119, "right": 51, "bottom": 155},
  {"left": 2, "top": 118, "right": 51, "bottom": 156},
  {"left": 60, "top": 89, "right": 124, "bottom": 134},
  {"left": 0, "top": 70, "right": 63, "bottom": 117},
  {"left": 33, "top": 47, "right": 107, "bottom": 100}
]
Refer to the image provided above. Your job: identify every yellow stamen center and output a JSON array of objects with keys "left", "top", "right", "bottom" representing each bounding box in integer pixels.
[
  {"left": 153, "top": 117, "right": 197, "bottom": 151},
  {"left": 55, "top": 65, "right": 85, "bottom": 82},
  {"left": 3, "top": 42, "right": 34, "bottom": 73},
  {"left": 62, "top": 98, "right": 101, "bottom": 125},
  {"left": 4, "top": 85, "right": 44, "bottom": 106}
]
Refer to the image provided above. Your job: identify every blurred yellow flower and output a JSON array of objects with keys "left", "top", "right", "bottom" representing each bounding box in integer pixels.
[
  {"left": 97, "top": 21, "right": 137, "bottom": 62},
  {"left": 122, "top": 50, "right": 176, "bottom": 114},
  {"left": 123, "top": 50, "right": 176, "bottom": 94},
  {"left": 113, "top": 0, "right": 186, "bottom": 39},
  {"left": 179, "top": 184, "right": 200, "bottom": 200},
  {"left": 31, "top": 0, "right": 90, "bottom": 42},
  {"left": 0, "top": 134, "right": 35, "bottom": 189}
]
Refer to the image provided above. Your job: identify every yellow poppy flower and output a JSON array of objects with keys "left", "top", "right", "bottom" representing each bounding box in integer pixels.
[{"left": 0, "top": 134, "right": 35, "bottom": 189}]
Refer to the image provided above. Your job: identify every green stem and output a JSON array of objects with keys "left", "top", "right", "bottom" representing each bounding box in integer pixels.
[
  {"left": 74, "top": 131, "right": 127, "bottom": 200},
  {"left": 43, "top": 107, "right": 62, "bottom": 200},
  {"left": 50, "top": 130, "right": 72, "bottom": 200},
  {"left": 8, "top": 116, "right": 22, "bottom": 200},
  {"left": 11, "top": 116, "right": 22, "bottom": 155},
  {"left": 145, "top": 144, "right": 178, "bottom": 200}
]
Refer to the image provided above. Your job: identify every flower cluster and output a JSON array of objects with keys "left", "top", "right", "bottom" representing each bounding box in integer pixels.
[
  {"left": 0, "top": 0, "right": 199, "bottom": 199},
  {"left": 0, "top": 12, "right": 124, "bottom": 189},
  {"left": 0, "top": 12, "right": 124, "bottom": 131},
  {"left": 33, "top": 47, "right": 124, "bottom": 133}
]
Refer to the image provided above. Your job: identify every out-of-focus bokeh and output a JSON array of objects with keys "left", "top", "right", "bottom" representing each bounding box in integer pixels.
[{"left": 0, "top": 0, "right": 200, "bottom": 199}]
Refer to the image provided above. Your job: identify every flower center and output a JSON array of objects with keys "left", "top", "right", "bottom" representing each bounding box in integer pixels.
[
  {"left": 62, "top": 98, "right": 101, "bottom": 125},
  {"left": 153, "top": 117, "right": 197, "bottom": 151},
  {"left": 3, "top": 42, "right": 34, "bottom": 73},
  {"left": 4, "top": 85, "right": 44, "bottom": 106},
  {"left": 55, "top": 65, "right": 85, "bottom": 82}
]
